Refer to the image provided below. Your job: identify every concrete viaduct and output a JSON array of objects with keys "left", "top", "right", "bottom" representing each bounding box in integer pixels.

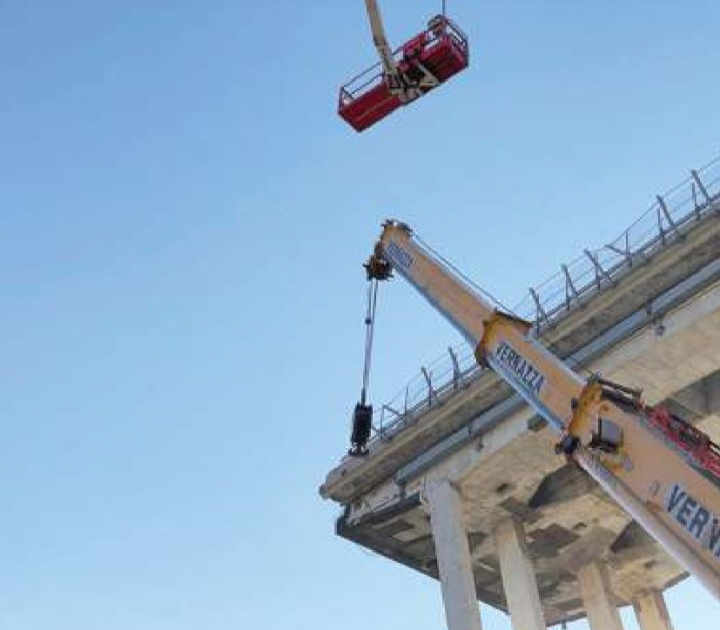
[{"left": 321, "top": 158, "right": 720, "bottom": 630}]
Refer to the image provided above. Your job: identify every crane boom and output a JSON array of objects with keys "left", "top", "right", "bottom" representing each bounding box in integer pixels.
[{"left": 367, "top": 220, "right": 720, "bottom": 599}]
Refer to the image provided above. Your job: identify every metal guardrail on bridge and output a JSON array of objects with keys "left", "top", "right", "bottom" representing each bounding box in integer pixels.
[{"left": 372, "top": 156, "right": 720, "bottom": 443}]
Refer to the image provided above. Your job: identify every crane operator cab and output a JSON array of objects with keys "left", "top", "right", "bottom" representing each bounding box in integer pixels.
[{"left": 338, "top": 8, "right": 469, "bottom": 132}]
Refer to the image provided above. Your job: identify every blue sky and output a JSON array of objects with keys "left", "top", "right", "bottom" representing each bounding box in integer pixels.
[{"left": 0, "top": 1, "right": 718, "bottom": 629}]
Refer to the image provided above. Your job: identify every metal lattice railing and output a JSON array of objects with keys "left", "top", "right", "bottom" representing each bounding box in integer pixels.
[{"left": 371, "top": 155, "right": 720, "bottom": 444}]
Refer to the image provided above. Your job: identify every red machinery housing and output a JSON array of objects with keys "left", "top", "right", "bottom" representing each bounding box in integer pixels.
[
  {"left": 648, "top": 408, "right": 720, "bottom": 478},
  {"left": 338, "top": 16, "right": 469, "bottom": 132}
]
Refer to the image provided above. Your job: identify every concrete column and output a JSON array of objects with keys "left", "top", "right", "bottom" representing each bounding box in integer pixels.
[
  {"left": 493, "top": 518, "right": 546, "bottom": 630},
  {"left": 577, "top": 561, "right": 624, "bottom": 630},
  {"left": 633, "top": 590, "right": 674, "bottom": 630},
  {"left": 426, "top": 480, "right": 483, "bottom": 630}
]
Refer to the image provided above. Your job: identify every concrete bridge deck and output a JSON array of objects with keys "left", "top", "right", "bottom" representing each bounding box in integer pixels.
[{"left": 320, "top": 158, "right": 720, "bottom": 627}]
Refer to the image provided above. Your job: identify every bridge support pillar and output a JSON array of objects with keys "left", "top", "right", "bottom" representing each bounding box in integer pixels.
[
  {"left": 633, "top": 590, "right": 674, "bottom": 630},
  {"left": 577, "top": 561, "right": 624, "bottom": 630},
  {"left": 426, "top": 480, "right": 483, "bottom": 630},
  {"left": 493, "top": 518, "right": 546, "bottom": 630}
]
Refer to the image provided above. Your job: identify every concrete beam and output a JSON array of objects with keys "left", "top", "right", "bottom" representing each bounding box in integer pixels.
[
  {"left": 493, "top": 518, "right": 546, "bottom": 630},
  {"left": 633, "top": 591, "right": 674, "bottom": 630},
  {"left": 665, "top": 370, "right": 720, "bottom": 418},
  {"left": 708, "top": 371, "right": 720, "bottom": 414},
  {"left": 425, "top": 480, "right": 483, "bottom": 630},
  {"left": 577, "top": 561, "right": 624, "bottom": 630}
]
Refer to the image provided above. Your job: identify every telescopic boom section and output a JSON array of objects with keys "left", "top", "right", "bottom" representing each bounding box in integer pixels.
[
  {"left": 364, "top": 0, "right": 404, "bottom": 94},
  {"left": 367, "top": 220, "right": 720, "bottom": 599}
]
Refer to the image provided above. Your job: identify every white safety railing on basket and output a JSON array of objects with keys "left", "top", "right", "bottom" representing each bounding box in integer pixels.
[{"left": 371, "top": 155, "right": 720, "bottom": 445}]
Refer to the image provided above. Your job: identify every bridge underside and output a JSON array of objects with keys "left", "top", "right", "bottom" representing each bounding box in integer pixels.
[
  {"left": 339, "top": 388, "right": 719, "bottom": 626},
  {"left": 338, "top": 351, "right": 720, "bottom": 625}
]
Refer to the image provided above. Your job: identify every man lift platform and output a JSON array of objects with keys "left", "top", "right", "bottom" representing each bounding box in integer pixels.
[{"left": 338, "top": 2, "right": 469, "bottom": 132}]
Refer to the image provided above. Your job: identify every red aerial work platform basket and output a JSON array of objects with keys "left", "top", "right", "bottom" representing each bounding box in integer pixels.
[{"left": 338, "top": 16, "right": 469, "bottom": 132}]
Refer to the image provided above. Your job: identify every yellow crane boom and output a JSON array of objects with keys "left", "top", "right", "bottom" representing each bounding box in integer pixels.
[{"left": 366, "top": 220, "right": 720, "bottom": 599}]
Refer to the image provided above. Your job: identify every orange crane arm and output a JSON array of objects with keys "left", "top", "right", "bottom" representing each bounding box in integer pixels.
[{"left": 368, "top": 220, "right": 720, "bottom": 599}]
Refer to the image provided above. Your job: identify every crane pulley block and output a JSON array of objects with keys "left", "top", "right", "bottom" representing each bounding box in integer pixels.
[
  {"left": 338, "top": 15, "right": 469, "bottom": 132},
  {"left": 364, "top": 244, "right": 393, "bottom": 281}
]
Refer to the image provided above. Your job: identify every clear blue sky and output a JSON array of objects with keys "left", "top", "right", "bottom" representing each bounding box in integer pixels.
[{"left": 0, "top": 1, "right": 718, "bottom": 629}]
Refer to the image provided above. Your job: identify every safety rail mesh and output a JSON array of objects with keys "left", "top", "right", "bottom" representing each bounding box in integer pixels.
[{"left": 371, "top": 155, "right": 720, "bottom": 444}]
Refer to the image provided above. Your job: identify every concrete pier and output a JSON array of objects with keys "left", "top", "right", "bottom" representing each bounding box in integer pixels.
[
  {"left": 493, "top": 518, "right": 546, "bottom": 630},
  {"left": 426, "top": 480, "right": 483, "bottom": 630},
  {"left": 633, "top": 591, "right": 674, "bottom": 630},
  {"left": 577, "top": 562, "right": 624, "bottom": 630}
]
